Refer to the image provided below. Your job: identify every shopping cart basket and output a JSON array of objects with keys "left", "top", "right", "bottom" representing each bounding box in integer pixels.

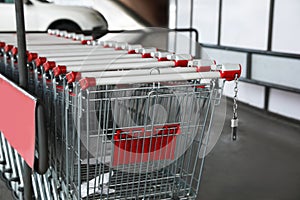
[
  {"left": 1, "top": 29, "right": 241, "bottom": 200},
  {"left": 59, "top": 62, "right": 241, "bottom": 199}
]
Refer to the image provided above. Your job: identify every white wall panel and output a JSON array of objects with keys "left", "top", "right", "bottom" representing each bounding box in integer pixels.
[
  {"left": 171, "top": 0, "right": 300, "bottom": 120},
  {"left": 192, "top": 0, "right": 219, "bottom": 44},
  {"left": 221, "top": 0, "right": 270, "bottom": 50},
  {"left": 224, "top": 81, "right": 265, "bottom": 108},
  {"left": 167, "top": 32, "right": 199, "bottom": 56},
  {"left": 272, "top": 0, "right": 300, "bottom": 54},
  {"left": 169, "top": 0, "right": 177, "bottom": 28},
  {"left": 175, "top": 32, "right": 193, "bottom": 54},
  {"left": 269, "top": 89, "right": 300, "bottom": 120},
  {"left": 176, "top": 0, "right": 192, "bottom": 28},
  {"left": 252, "top": 54, "right": 300, "bottom": 89}
]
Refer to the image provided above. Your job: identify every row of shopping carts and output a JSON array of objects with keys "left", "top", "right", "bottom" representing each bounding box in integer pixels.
[{"left": 0, "top": 29, "right": 241, "bottom": 199}]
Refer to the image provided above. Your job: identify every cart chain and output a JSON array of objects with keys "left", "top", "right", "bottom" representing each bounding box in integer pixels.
[{"left": 231, "top": 74, "right": 239, "bottom": 140}]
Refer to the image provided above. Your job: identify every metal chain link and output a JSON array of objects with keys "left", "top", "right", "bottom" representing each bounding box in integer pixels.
[
  {"left": 231, "top": 73, "right": 239, "bottom": 140},
  {"left": 233, "top": 74, "right": 239, "bottom": 119}
]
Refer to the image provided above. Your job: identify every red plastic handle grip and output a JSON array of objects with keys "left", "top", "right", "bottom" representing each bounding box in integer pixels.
[
  {"left": 27, "top": 53, "right": 38, "bottom": 62},
  {"left": 0, "top": 42, "right": 5, "bottom": 48},
  {"left": 35, "top": 57, "right": 47, "bottom": 67},
  {"left": 66, "top": 71, "right": 82, "bottom": 83},
  {"left": 43, "top": 61, "right": 56, "bottom": 72},
  {"left": 4, "top": 44, "right": 14, "bottom": 53},
  {"left": 220, "top": 64, "right": 242, "bottom": 81},
  {"left": 53, "top": 65, "right": 67, "bottom": 77},
  {"left": 79, "top": 77, "right": 96, "bottom": 90},
  {"left": 11, "top": 47, "right": 18, "bottom": 55}
]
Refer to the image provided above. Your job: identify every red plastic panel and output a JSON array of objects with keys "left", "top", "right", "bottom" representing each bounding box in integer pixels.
[
  {"left": 0, "top": 75, "right": 36, "bottom": 168},
  {"left": 113, "top": 124, "right": 180, "bottom": 166}
]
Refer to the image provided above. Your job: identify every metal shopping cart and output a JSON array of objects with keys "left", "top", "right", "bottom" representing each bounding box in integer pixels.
[
  {"left": 58, "top": 59, "right": 240, "bottom": 199},
  {"left": 0, "top": 28, "right": 241, "bottom": 200}
]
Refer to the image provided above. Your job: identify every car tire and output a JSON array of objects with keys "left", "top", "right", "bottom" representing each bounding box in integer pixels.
[{"left": 50, "top": 21, "right": 81, "bottom": 33}]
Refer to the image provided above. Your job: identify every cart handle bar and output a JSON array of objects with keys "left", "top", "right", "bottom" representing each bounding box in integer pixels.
[
  {"left": 30, "top": 48, "right": 178, "bottom": 70},
  {"left": 66, "top": 59, "right": 215, "bottom": 84},
  {"left": 10, "top": 47, "right": 38, "bottom": 62},
  {"left": 51, "top": 53, "right": 192, "bottom": 78},
  {"left": 2, "top": 46, "right": 38, "bottom": 62},
  {"left": 79, "top": 64, "right": 241, "bottom": 90}
]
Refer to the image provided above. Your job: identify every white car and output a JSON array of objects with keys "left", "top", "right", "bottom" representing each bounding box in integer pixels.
[{"left": 0, "top": 0, "right": 108, "bottom": 33}]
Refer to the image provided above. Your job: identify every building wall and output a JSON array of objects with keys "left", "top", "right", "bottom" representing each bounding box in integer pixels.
[
  {"left": 51, "top": 0, "right": 300, "bottom": 120},
  {"left": 169, "top": 0, "right": 300, "bottom": 120}
]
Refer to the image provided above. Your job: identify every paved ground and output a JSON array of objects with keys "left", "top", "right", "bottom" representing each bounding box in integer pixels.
[
  {"left": 1, "top": 99, "right": 300, "bottom": 200},
  {"left": 0, "top": 177, "right": 14, "bottom": 199},
  {"left": 197, "top": 100, "right": 300, "bottom": 200}
]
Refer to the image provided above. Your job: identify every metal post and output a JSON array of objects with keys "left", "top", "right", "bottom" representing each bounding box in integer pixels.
[
  {"left": 15, "top": 1, "right": 32, "bottom": 199},
  {"left": 246, "top": 53, "right": 252, "bottom": 79},
  {"left": 23, "top": 162, "right": 33, "bottom": 200},
  {"left": 267, "top": 0, "right": 275, "bottom": 51},
  {"left": 15, "top": 0, "right": 28, "bottom": 88},
  {"left": 217, "top": 0, "right": 223, "bottom": 45}
]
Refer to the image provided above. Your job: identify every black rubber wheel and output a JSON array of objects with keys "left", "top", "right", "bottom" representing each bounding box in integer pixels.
[
  {"left": 5, "top": 178, "right": 12, "bottom": 190},
  {"left": 0, "top": 172, "right": 9, "bottom": 183},
  {"left": 52, "top": 22, "right": 81, "bottom": 33},
  {"left": 12, "top": 190, "right": 20, "bottom": 200},
  {"left": 0, "top": 172, "right": 8, "bottom": 183}
]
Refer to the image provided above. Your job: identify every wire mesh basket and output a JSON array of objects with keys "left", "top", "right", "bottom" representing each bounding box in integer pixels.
[{"left": 0, "top": 29, "right": 241, "bottom": 200}]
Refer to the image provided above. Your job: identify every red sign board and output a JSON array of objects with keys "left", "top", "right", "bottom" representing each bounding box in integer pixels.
[{"left": 0, "top": 75, "right": 36, "bottom": 168}]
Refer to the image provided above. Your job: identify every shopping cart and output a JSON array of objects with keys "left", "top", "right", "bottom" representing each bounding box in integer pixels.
[
  {"left": 41, "top": 31, "right": 240, "bottom": 200},
  {"left": 0, "top": 32, "right": 85, "bottom": 200},
  {"left": 0, "top": 29, "right": 241, "bottom": 200}
]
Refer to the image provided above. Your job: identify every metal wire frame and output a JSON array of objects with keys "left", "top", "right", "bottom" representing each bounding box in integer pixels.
[{"left": 56, "top": 78, "right": 223, "bottom": 200}]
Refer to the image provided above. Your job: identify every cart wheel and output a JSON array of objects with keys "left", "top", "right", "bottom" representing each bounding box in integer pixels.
[
  {"left": 0, "top": 172, "right": 6, "bottom": 181},
  {"left": 12, "top": 190, "right": 20, "bottom": 200},
  {"left": 50, "top": 21, "right": 82, "bottom": 33},
  {"left": 6, "top": 179, "right": 13, "bottom": 191},
  {"left": 0, "top": 173, "right": 10, "bottom": 184}
]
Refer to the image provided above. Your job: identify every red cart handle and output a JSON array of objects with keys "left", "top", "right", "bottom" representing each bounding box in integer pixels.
[
  {"left": 188, "top": 59, "right": 216, "bottom": 72},
  {"left": 4, "top": 44, "right": 14, "bottom": 53},
  {"left": 43, "top": 61, "right": 56, "bottom": 72},
  {"left": 211, "top": 64, "right": 242, "bottom": 81},
  {"left": 0, "top": 41, "right": 5, "bottom": 48},
  {"left": 167, "top": 54, "right": 193, "bottom": 67},
  {"left": 53, "top": 65, "right": 67, "bottom": 77},
  {"left": 35, "top": 57, "right": 47, "bottom": 67},
  {"left": 127, "top": 44, "right": 143, "bottom": 54},
  {"left": 135, "top": 47, "right": 157, "bottom": 58},
  {"left": 27, "top": 52, "right": 38, "bottom": 63},
  {"left": 66, "top": 71, "right": 81, "bottom": 83}
]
